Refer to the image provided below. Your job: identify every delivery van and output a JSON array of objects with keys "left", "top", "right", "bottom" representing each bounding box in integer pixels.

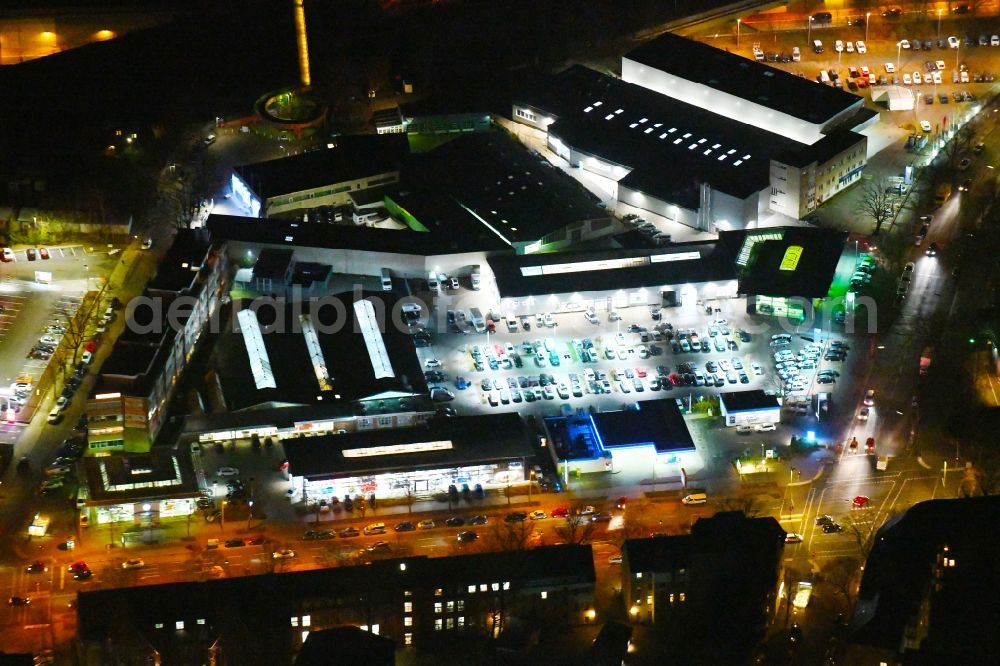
[
  {"left": 681, "top": 492, "right": 708, "bottom": 505},
  {"left": 427, "top": 271, "right": 439, "bottom": 291},
  {"left": 380, "top": 268, "right": 393, "bottom": 292}
]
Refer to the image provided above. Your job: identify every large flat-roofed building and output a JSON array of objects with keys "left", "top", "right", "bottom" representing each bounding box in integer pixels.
[
  {"left": 231, "top": 134, "right": 409, "bottom": 218},
  {"left": 543, "top": 398, "right": 699, "bottom": 476},
  {"left": 488, "top": 226, "right": 848, "bottom": 320},
  {"left": 87, "top": 229, "right": 227, "bottom": 453},
  {"left": 621, "top": 32, "right": 873, "bottom": 146},
  {"left": 77, "top": 545, "right": 597, "bottom": 663},
  {"left": 282, "top": 412, "right": 533, "bottom": 502},
  {"left": 225, "top": 131, "right": 613, "bottom": 255},
  {"left": 512, "top": 64, "right": 869, "bottom": 229},
  {"left": 210, "top": 294, "right": 427, "bottom": 413},
  {"left": 77, "top": 446, "right": 202, "bottom": 529}
]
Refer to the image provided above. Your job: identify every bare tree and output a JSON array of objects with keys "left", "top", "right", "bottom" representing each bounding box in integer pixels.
[
  {"left": 484, "top": 518, "right": 536, "bottom": 552},
  {"left": 820, "top": 555, "right": 864, "bottom": 606},
  {"left": 554, "top": 504, "right": 597, "bottom": 545},
  {"left": 609, "top": 514, "right": 648, "bottom": 551},
  {"left": 840, "top": 512, "right": 881, "bottom": 560},
  {"left": 942, "top": 125, "right": 975, "bottom": 169},
  {"left": 854, "top": 175, "right": 896, "bottom": 234}
]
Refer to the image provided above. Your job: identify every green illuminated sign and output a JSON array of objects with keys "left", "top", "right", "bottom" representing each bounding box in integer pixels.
[{"left": 779, "top": 246, "right": 803, "bottom": 271}]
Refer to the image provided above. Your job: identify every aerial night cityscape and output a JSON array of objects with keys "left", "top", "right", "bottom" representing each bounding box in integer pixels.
[{"left": 1, "top": 0, "right": 999, "bottom": 664}]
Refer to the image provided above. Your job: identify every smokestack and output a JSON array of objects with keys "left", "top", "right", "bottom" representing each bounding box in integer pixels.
[{"left": 293, "top": 0, "right": 312, "bottom": 88}]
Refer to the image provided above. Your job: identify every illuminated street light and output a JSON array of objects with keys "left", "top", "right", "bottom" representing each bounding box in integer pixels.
[
  {"left": 937, "top": 9, "right": 943, "bottom": 38},
  {"left": 737, "top": 18, "right": 741, "bottom": 47},
  {"left": 866, "top": 13, "right": 871, "bottom": 42},
  {"left": 807, "top": 15, "right": 814, "bottom": 44}
]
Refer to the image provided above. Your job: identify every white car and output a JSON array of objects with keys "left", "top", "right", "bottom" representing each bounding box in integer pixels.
[
  {"left": 40, "top": 335, "right": 59, "bottom": 346},
  {"left": 920, "top": 120, "right": 932, "bottom": 133},
  {"left": 845, "top": 41, "right": 854, "bottom": 53},
  {"left": 913, "top": 71, "right": 922, "bottom": 84},
  {"left": 992, "top": 35, "right": 1000, "bottom": 47},
  {"left": 121, "top": 558, "right": 145, "bottom": 569},
  {"left": 273, "top": 549, "right": 296, "bottom": 560},
  {"left": 141, "top": 238, "right": 153, "bottom": 250},
  {"left": 615, "top": 333, "right": 627, "bottom": 346},
  {"left": 835, "top": 40, "right": 844, "bottom": 52},
  {"left": 751, "top": 362, "right": 763, "bottom": 375},
  {"left": 936, "top": 60, "right": 946, "bottom": 71},
  {"left": 902, "top": 73, "right": 912, "bottom": 85},
  {"left": 217, "top": 466, "right": 240, "bottom": 477},
  {"left": 864, "top": 389, "right": 876, "bottom": 406},
  {"left": 859, "top": 65, "right": 870, "bottom": 79},
  {"left": 81, "top": 351, "right": 93, "bottom": 365},
  {"left": 884, "top": 62, "right": 895, "bottom": 74},
  {"left": 932, "top": 71, "right": 942, "bottom": 84},
  {"left": 1, "top": 247, "right": 15, "bottom": 262},
  {"left": 753, "top": 423, "right": 777, "bottom": 432},
  {"left": 858, "top": 407, "right": 870, "bottom": 421},
  {"left": 424, "top": 358, "right": 442, "bottom": 368},
  {"left": 948, "top": 36, "right": 960, "bottom": 49},
  {"left": 856, "top": 41, "right": 867, "bottom": 54},
  {"left": 899, "top": 39, "right": 910, "bottom": 50},
  {"left": 736, "top": 424, "right": 752, "bottom": 434}
]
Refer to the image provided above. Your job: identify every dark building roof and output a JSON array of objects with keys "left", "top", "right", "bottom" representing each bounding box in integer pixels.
[
  {"left": 851, "top": 496, "right": 1000, "bottom": 662},
  {"left": 296, "top": 627, "right": 395, "bottom": 666},
  {"left": 234, "top": 134, "right": 409, "bottom": 201},
  {"left": 720, "top": 227, "right": 849, "bottom": 298},
  {"left": 403, "top": 131, "right": 609, "bottom": 246},
  {"left": 624, "top": 33, "right": 861, "bottom": 125},
  {"left": 207, "top": 212, "right": 510, "bottom": 255},
  {"left": 289, "top": 261, "right": 331, "bottom": 287},
  {"left": 592, "top": 398, "right": 696, "bottom": 453},
  {"left": 283, "top": 412, "right": 532, "bottom": 478},
  {"left": 720, "top": 390, "right": 781, "bottom": 413},
  {"left": 146, "top": 228, "right": 216, "bottom": 293},
  {"left": 488, "top": 240, "right": 736, "bottom": 299},
  {"left": 624, "top": 534, "right": 693, "bottom": 572},
  {"left": 211, "top": 294, "right": 427, "bottom": 411},
  {"left": 251, "top": 248, "right": 294, "bottom": 280},
  {"left": 80, "top": 446, "right": 200, "bottom": 505}
]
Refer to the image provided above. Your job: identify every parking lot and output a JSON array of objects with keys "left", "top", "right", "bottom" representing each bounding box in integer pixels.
[{"left": 412, "top": 293, "right": 857, "bottom": 428}]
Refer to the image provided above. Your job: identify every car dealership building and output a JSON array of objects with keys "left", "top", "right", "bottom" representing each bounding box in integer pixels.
[{"left": 512, "top": 34, "right": 876, "bottom": 231}]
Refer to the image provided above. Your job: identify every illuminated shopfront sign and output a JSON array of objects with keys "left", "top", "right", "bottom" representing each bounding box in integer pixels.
[{"left": 343, "top": 440, "right": 453, "bottom": 459}]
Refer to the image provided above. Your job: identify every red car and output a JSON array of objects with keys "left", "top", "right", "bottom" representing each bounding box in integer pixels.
[
  {"left": 852, "top": 495, "right": 870, "bottom": 509},
  {"left": 616, "top": 496, "right": 628, "bottom": 509},
  {"left": 68, "top": 561, "right": 89, "bottom": 573},
  {"left": 635, "top": 368, "right": 647, "bottom": 378},
  {"left": 865, "top": 437, "right": 876, "bottom": 454},
  {"left": 668, "top": 373, "right": 682, "bottom": 386},
  {"left": 550, "top": 506, "right": 569, "bottom": 518}
]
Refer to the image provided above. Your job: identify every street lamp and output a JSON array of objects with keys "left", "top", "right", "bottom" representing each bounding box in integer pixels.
[
  {"left": 896, "top": 41, "right": 902, "bottom": 77},
  {"left": 865, "top": 13, "right": 870, "bottom": 42},
  {"left": 807, "top": 15, "right": 814, "bottom": 43},
  {"left": 956, "top": 40, "right": 961, "bottom": 73},
  {"left": 937, "top": 9, "right": 943, "bottom": 38},
  {"left": 737, "top": 18, "right": 741, "bottom": 47}
]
